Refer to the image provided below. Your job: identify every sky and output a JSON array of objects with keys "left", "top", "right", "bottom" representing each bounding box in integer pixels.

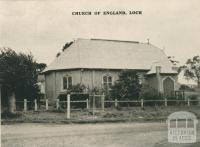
[{"left": 0, "top": 0, "right": 200, "bottom": 84}]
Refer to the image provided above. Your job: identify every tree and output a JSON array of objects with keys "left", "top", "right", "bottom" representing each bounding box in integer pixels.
[
  {"left": 110, "top": 70, "right": 141, "bottom": 100},
  {"left": 168, "top": 56, "right": 179, "bottom": 66},
  {"left": 182, "top": 55, "right": 200, "bottom": 88},
  {"left": 68, "top": 83, "right": 86, "bottom": 93},
  {"left": 55, "top": 41, "right": 73, "bottom": 58},
  {"left": 56, "top": 52, "right": 61, "bottom": 57},
  {"left": 0, "top": 48, "right": 46, "bottom": 113},
  {"left": 62, "top": 41, "right": 73, "bottom": 52},
  {"left": 36, "top": 63, "right": 47, "bottom": 72},
  {"left": 168, "top": 56, "right": 182, "bottom": 73}
]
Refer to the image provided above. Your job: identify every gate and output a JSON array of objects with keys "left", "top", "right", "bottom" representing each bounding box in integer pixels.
[{"left": 89, "top": 94, "right": 105, "bottom": 113}]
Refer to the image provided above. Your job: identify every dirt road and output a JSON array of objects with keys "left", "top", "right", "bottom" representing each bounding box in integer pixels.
[{"left": 1, "top": 122, "right": 200, "bottom": 147}]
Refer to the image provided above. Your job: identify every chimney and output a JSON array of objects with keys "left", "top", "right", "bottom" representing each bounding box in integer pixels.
[
  {"left": 156, "top": 66, "right": 161, "bottom": 74},
  {"left": 156, "top": 66, "right": 162, "bottom": 93},
  {"left": 147, "top": 38, "right": 150, "bottom": 44}
]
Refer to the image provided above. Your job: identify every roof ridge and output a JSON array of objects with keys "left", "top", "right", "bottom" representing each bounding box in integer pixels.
[{"left": 90, "top": 38, "right": 140, "bottom": 43}]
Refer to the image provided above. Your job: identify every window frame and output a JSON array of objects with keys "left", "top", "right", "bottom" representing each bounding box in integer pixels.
[
  {"left": 102, "top": 74, "right": 113, "bottom": 90},
  {"left": 62, "top": 75, "right": 72, "bottom": 91}
]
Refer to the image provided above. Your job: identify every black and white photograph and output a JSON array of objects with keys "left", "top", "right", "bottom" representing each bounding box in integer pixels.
[{"left": 0, "top": 0, "right": 200, "bottom": 147}]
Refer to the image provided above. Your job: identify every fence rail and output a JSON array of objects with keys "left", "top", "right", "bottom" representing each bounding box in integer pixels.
[{"left": 15, "top": 94, "right": 200, "bottom": 118}]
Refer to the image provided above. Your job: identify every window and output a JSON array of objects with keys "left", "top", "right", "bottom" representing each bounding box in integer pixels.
[
  {"left": 103, "top": 75, "right": 112, "bottom": 89},
  {"left": 63, "top": 76, "right": 72, "bottom": 90}
]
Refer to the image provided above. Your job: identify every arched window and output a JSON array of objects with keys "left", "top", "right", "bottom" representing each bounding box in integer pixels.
[
  {"left": 103, "top": 75, "right": 112, "bottom": 89},
  {"left": 63, "top": 76, "right": 72, "bottom": 90}
]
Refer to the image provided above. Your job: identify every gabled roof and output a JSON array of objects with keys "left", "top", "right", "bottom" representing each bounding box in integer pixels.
[
  {"left": 43, "top": 38, "right": 177, "bottom": 74},
  {"left": 146, "top": 61, "right": 177, "bottom": 75}
]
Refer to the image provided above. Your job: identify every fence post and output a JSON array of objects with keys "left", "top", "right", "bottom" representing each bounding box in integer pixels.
[
  {"left": 92, "top": 95, "right": 95, "bottom": 116},
  {"left": 24, "top": 99, "right": 27, "bottom": 112},
  {"left": 56, "top": 99, "right": 59, "bottom": 110},
  {"left": 67, "top": 94, "right": 70, "bottom": 119},
  {"left": 141, "top": 99, "right": 144, "bottom": 108},
  {"left": 187, "top": 99, "right": 190, "bottom": 106},
  {"left": 101, "top": 94, "right": 105, "bottom": 111},
  {"left": 165, "top": 98, "right": 167, "bottom": 107},
  {"left": 115, "top": 99, "right": 118, "bottom": 107},
  {"left": 46, "top": 99, "right": 48, "bottom": 110},
  {"left": 34, "top": 99, "right": 37, "bottom": 111},
  {"left": 86, "top": 99, "right": 89, "bottom": 109}
]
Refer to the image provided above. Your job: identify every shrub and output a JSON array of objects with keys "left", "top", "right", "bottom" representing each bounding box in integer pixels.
[
  {"left": 69, "top": 83, "right": 87, "bottom": 93},
  {"left": 179, "top": 84, "right": 195, "bottom": 91},
  {"left": 110, "top": 70, "right": 141, "bottom": 100},
  {"left": 91, "top": 87, "right": 105, "bottom": 95},
  {"left": 57, "top": 83, "right": 89, "bottom": 109},
  {"left": 140, "top": 85, "right": 163, "bottom": 106},
  {"left": 1, "top": 111, "right": 22, "bottom": 119},
  {"left": 188, "top": 94, "right": 199, "bottom": 105}
]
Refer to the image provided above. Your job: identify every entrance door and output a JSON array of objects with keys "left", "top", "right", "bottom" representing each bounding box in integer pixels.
[{"left": 163, "top": 77, "right": 174, "bottom": 98}]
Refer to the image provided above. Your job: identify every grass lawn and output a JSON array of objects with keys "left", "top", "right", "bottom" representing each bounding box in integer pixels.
[{"left": 1, "top": 106, "right": 200, "bottom": 123}]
